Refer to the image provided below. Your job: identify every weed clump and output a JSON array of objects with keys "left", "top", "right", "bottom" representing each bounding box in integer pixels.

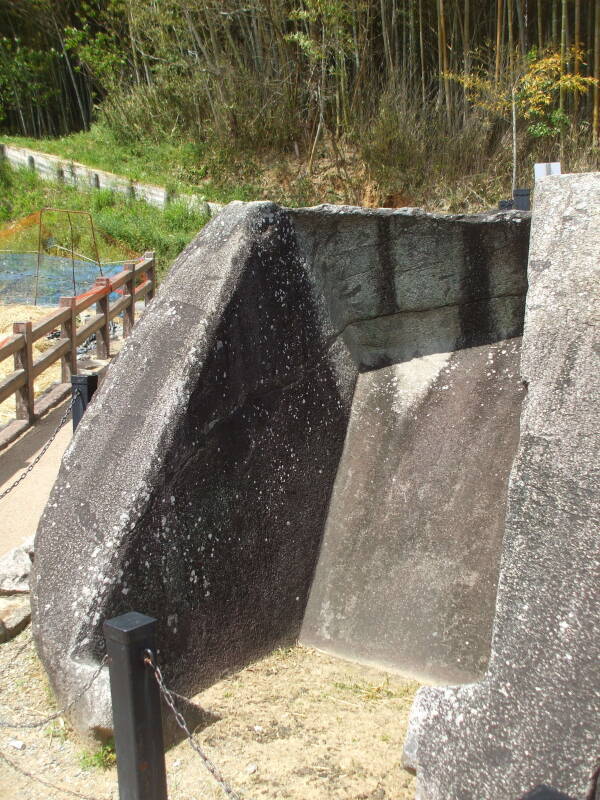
[{"left": 79, "top": 739, "right": 116, "bottom": 771}]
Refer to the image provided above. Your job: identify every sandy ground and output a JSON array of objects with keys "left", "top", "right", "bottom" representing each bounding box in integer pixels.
[{"left": 0, "top": 627, "right": 419, "bottom": 800}]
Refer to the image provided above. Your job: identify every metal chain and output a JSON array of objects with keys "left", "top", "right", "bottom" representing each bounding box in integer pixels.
[
  {"left": 0, "top": 389, "right": 80, "bottom": 502},
  {"left": 0, "top": 748, "right": 109, "bottom": 800},
  {"left": 0, "top": 655, "right": 108, "bottom": 729},
  {"left": 144, "top": 650, "right": 244, "bottom": 800}
]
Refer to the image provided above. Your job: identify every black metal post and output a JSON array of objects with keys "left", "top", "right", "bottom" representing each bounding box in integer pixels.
[
  {"left": 513, "top": 188, "right": 531, "bottom": 210},
  {"left": 103, "top": 612, "right": 168, "bottom": 800},
  {"left": 71, "top": 374, "right": 98, "bottom": 432}
]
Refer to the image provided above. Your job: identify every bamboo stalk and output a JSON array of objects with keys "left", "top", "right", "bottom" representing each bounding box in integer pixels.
[
  {"left": 496, "top": 0, "right": 505, "bottom": 85},
  {"left": 594, "top": 0, "right": 600, "bottom": 145}
]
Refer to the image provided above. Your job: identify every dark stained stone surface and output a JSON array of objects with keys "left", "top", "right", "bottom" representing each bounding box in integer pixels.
[
  {"left": 291, "top": 204, "right": 529, "bottom": 368},
  {"left": 403, "top": 173, "right": 600, "bottom": 800},
  {"left": 31, "top": 201, "right": 531, "bottom": 738},
  {"left": 31, "top": 202, "right": 356, "bottom": 737}
]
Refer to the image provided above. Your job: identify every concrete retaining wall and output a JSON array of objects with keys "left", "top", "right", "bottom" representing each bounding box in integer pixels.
[{"left": 0, "top": 142, "right": 222, "bottom": 216}]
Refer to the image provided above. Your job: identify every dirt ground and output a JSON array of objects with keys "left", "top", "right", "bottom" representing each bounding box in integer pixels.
[{"left": 0, "top": 627, "right": 420, "bottom": 800}]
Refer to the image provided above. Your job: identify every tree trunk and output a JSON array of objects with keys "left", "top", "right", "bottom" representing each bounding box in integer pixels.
[
  {"left": 559, "top": 0, "right": 567, "bottom": 114},
  {"left": 508, "top": 0, "right": 515, "bottom": 77},
  {"left": 54, "top": 22, "right": 88, "bottom": 131},
  {"left": 515, "top": 0, "right": 527, "bottom": 54},
  {"left": 574, "top": 0, "right": 581, "bottom": 117},
  {"left": 419, "top": 0, "right": 426, "bottom": 103},
  {"left": 496, "top": 0, "right": 505, "bottom": 84},
  {"left": 438, "top": 0, "right": 451, "bottom": 121},
  {"left": 463, "top": 0, "right": 470, "bottom": 122},
  {"left": 512, "top": 87, "right": 518, "bottom": 194},
  {"left": 552, "top": 0, "right": 559, "bottom": 46}
]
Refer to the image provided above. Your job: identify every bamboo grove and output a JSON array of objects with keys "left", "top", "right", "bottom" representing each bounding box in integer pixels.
[{"left": 1, "top": 1, "right": 599, "bottom": 200}]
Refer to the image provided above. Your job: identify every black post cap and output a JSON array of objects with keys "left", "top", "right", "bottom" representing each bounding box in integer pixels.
[
  {"left": 71, "top": 374, "right": 99, "bottom": 388},
  {"left": 103, "top": 611, "right": 157, "bottom": 644}
]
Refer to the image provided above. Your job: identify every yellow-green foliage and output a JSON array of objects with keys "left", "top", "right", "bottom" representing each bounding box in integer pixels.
[{"left": 446, "top": 48, "right": 598, "bottom": 134}]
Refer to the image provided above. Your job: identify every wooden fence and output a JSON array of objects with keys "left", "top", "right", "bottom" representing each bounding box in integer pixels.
[{"left": 0, "top": 251, "right": 155, "bottom": 450}]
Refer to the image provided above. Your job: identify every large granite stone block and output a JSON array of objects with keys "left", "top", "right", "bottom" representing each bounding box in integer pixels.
[
  {"left": 31, "top": 201, "right": 531, "bottom": 739},
  {"left": 403, "top": 173, "right": 600, "bottom": 799},
  {"left": 32, "top": 202, "right": 357, "bottom": 737}
]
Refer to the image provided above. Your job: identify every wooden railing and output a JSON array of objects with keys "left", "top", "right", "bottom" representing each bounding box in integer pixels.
[{"left": 0, "top": 251, "right": 155, "bottom": 449}]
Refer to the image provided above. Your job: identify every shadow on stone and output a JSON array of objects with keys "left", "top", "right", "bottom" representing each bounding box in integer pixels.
[{"left": 520, "top": 787, "right": 575, "bottom": 800}]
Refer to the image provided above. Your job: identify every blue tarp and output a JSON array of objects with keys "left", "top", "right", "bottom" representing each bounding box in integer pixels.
[{"left": 0, "top": 253, "right": 125, "bottom": 305}]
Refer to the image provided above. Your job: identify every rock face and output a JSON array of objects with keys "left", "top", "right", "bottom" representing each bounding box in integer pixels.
[
  {"left": 0, "top": 539, "right": 34, "bottom": 642},
  {"left": 404, "top": 173, "right": 600, "bottom": 799},
  {"left": 31, "top": 201, "right": 530, "bottom": 738},
  {"left": 0, "top": 539, "right": 33, "bottom": 595},
  {"left": 0, "top": 595, "right": 31, "bottom": 643},
  {"left": 32, "top": 203, "right": 357, "bottom": 736},
  {"left": 300, "top": 339, "right": 524, "bottom": 683},
  {"left": 295, "top": 207, "right": 529, "bottom": 683}
]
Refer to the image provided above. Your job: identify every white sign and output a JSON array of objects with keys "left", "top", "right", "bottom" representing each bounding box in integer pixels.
[{"left": 534, "top": 162, "right": 561, "bottom": 181}]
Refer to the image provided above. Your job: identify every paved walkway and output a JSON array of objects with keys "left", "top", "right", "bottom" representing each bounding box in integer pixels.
[{"left": 0, "top": 401, "right": 72, "bottom": 556}]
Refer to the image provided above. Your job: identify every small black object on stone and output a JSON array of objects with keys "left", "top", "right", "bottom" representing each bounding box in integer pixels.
[
  {"left": 513, "top": 188, "right": 531, "bottom": 210},
  {"left": 499, "top": 199, "right": 514, "bottom": 210}
]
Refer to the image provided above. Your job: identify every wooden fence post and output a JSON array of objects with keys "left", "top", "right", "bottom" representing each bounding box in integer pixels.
[
  {"left": 94, "top": 277, "right": 111, "bottom": 359},
  {"left": 59, "top": 296, "right": 78, "bottom": 382},
  {"left": 12, "top": 321, "right": 34, "bottom": 423},
  {"left": 123, "top": 261, "right": 136, "bottom": 338},
  {"left": 144, "top": 251, "right": 156, "bottom": 303}
]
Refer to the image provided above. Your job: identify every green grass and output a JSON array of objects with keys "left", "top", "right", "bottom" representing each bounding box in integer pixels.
[
  {"left": 0, "top": 161, "right": 210, "bottom": 279},
  {"left": 2, "top": 124, "right": 259, "bottom": 204},
  {"left": 79, "top": 738, "right": 117, "bottom": 770},
  {"left": 332, "top": 677, "right": 419, "bottom": 702}
]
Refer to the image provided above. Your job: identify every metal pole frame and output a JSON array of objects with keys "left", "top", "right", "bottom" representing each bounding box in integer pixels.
[{"left": 35, "top": 207, "right": 104, "bottom": 304}]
